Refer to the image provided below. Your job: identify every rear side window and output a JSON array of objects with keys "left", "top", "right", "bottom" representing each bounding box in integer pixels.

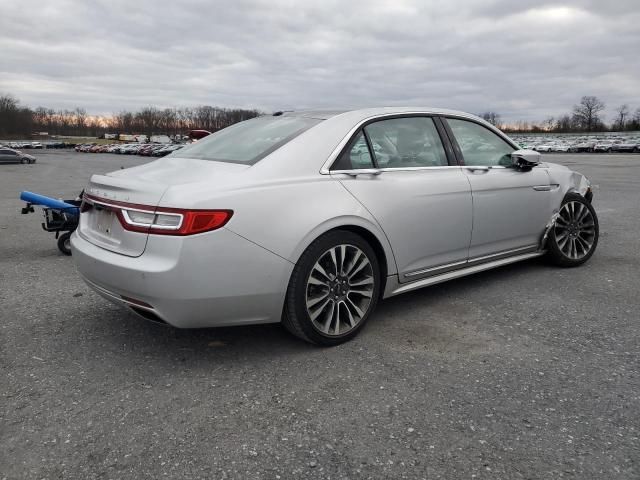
[
  {"left": 365, "top": 117, "right": 448, "bottom": 168},
  {"left": 332, "top": 131, "right": 375, "bottom": 170},
  {"left": 171, "top": 116, "right": 321, "bottom": 164}
]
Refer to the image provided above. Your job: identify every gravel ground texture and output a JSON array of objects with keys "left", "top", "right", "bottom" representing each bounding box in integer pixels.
[{"left": 1, "top": 150, "right": 639, "bottom": 479}]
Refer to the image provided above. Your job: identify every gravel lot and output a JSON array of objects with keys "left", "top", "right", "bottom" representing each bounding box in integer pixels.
[{"left": 1, "top": 150, "right": 639, "bottom": 479}]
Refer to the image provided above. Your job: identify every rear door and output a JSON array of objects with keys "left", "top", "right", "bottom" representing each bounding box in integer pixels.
[
  {"left": 443, "top": 117, "right": 552, "bottom": 259},
  {"left": 331, "top": 116, "right": 472, "bottom": 282}
]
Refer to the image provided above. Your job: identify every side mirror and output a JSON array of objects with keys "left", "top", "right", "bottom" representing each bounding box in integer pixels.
[{"left": 511, "top": 149, "right": 541, "bottom": 171}]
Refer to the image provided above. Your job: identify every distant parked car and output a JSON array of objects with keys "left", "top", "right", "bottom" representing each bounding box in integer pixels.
[
  {"left": 31, "top": 142, "right": 44, "bottom": 149},
  {"left": 534, "top": 144, "right": 554, "bottom": 152},
  {"left": 612, "top": 141, "right": 639, "bottom": 153},
  {"left": 76, "top": 143, "right": 96, "bottom": 152},
  {"left": 593, "top": 142, "right": 616, "bottom": 153},
  {"left": 0, "top": 147, "right": 36, "bottom": 164},
  {"left": 153, "top": 144, "right": 184, "bottom": 157},
  {"left": 552, "top": 144, "right": 571, "bottom": 153},
  {"left": 569, "top": 142, "right": 595, "bottom": 153}
]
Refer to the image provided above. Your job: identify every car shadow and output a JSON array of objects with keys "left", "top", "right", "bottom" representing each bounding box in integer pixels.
[{"left": 75, "top": 256, "right": 552, "bottom": 368}]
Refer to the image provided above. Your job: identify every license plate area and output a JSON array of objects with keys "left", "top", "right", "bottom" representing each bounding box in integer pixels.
[{"left": 91, "top": 208, "right": 116, "bottom": 237}]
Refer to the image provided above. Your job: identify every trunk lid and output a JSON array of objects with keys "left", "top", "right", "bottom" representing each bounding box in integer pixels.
[{"left": 78, "top": 158, "right": 249, "bottom": 256}]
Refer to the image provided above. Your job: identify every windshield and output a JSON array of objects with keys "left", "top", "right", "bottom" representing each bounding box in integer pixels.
[{"left": 169, "top": 116, "right": 321, "bottom": 164}]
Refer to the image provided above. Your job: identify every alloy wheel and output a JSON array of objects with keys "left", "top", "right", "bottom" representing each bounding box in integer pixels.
[
  {"left": 554, "top": 201, "right": 596, "bottom": 260},
  {"left": 305, "top": 244, "right": 375, "bottom": 336}
]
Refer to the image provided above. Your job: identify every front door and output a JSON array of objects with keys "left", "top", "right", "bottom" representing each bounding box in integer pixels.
[{"left": 444, "top": 117, "right": 553, "bottom": 259}]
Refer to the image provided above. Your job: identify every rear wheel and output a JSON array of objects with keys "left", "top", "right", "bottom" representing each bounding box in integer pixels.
[
  {"left": 283, "top": 231, "right": 380, "bottom": 346},
  {"left": 547, "top": 193, "right": 598, "bottom": 267}
]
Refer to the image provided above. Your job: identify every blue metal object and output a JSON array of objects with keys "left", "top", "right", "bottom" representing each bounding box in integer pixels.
[{"left": 20, "top": 191, "right": 79, "bottom": 215}]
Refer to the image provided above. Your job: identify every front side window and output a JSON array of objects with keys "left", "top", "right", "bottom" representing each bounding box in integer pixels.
[
  {"left": 171, "top": 115, "right": 321, "bottom": 165},
  {"left": 364, "top": 117, "right": 448, "bottom": 168},
  {"left": 447, "top": 118, "right": 515, "bottom": 166}
]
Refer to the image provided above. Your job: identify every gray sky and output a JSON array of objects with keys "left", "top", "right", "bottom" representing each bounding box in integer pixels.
[{"left": 0, "top": 0, "right": 638, "bottom": 123}]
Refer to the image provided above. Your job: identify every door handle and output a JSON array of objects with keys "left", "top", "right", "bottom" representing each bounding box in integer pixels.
[{"left": 466, "top": 166, "right": 490, "bottom": 172}]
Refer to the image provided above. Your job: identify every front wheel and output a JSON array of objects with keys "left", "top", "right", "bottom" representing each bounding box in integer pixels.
[
  {"left": 547, "top": 193, "right": 598, "bottom": 267},
  {"left": 283, "top": 231, "right": 381, "bottom": 346}
]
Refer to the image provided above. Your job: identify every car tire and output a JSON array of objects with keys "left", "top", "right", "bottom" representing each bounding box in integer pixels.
[
  {"left": 547, "top": 193, "right": 598, "bottom": 268},
  {"left": 282, "top": 230, "right": 381, "bottom": 346},
  {"left": 57, "top": 232, "right": 72, "bottom": 256},
  {"left": 20, "top": 158, "right": 28, "bottom": 164}
]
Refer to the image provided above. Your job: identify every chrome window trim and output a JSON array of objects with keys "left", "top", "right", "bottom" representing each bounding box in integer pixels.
[
  {"left": 330, "top": 165, "right": 462, "bottom": 175},
  {"left": 320, "top": 111, "right": 516, "bottom": 174},
  {"left": 319, "top": 112, "right": 449, "bottom": 174}
]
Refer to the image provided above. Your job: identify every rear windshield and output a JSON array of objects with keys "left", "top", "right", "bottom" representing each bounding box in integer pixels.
[{"left": 169, "top": 116, "right": 321, "bottom": 164}]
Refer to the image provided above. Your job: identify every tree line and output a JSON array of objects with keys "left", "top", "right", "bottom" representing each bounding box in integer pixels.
[
  {"left": 483, "top": 96, "right": 640, "bottom": 133},
  {"left": 0, "top": 93, "right": 260, "bottom": 138},
  {"left": 2, "top": 92, "right": 639, "bottom": 138}
]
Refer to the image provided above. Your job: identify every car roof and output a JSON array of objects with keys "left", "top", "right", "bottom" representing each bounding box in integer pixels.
[{"left": 280, "top": 106, "right": 486, "bottom": 123}]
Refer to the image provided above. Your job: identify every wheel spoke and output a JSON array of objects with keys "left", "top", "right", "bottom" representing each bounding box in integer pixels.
[
  {"left": 349, "top": 277, "right": 374, "bottom": 287},
  {"left": 308, "top": 275, "right": 328, "bottom": 287},
  {"left": 329, "top": 248, "right": 339, "bottom": 277},
  {"left": 346, "top": 296, "right": 365, "bottom": 318},
  {"left": 339, "top": 245, "right": 347, "bottom": 275},
  {"left": 348, "top": 256, "right": 370, "bottom": 280},
  {"left": 574, "top": 203, "right": 584, "bottom": 222},
  {"left": 577, "top": 205, "right": 589, "bottom": 223},
  {"left": 558, "top": 234, "right": 570, "bottom": 251},
  {"left": 306, "top": 291, "right": 329, "bottom": 310},
  {"left": 345, "top": 250, "right": 362, "bottom": 277},
  {"left": 349, "top": 287, "right": 373, "bottom": 298},
  {"left": 309, "top": 298, "right": 331, "bottom": 321},
  {"left": 321, "top": 301, "right": 335, "bottom": 333},
  {"left": 312, "top": 262, "right": 332, "bottom": 282},
  {"left": 575, "top": 234, "right": 592, "bottom": 251},
  {"left": 342, "top": 302, "right": 356, "bottom": 328}
]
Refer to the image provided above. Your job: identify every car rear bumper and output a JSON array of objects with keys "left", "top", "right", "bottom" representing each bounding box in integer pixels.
[{"left": 71, "top": 228, "right": 293, "bottom": 328}]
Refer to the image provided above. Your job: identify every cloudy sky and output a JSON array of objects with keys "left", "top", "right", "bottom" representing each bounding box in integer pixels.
[{"left": 1, "top": 0, "right": 638, "bottom": 122}]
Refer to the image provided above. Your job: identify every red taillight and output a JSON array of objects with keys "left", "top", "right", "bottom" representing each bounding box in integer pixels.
[{"left": 83, "top": 194, "right": 232, "bottom": 236}]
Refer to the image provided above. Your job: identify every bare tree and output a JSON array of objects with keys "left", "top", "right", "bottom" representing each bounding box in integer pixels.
[
  {"left": 542, "top": 116, "right": 555, "bottom": 131},
  {"left": 74, "top": 108, "right": 87, "bottom": 134},
  {"left": 480, "top": 111, "right": 502, "bottom": 127},
  {"left": 613, "top": 104, "right": 629, "bottom": 131},
  {"left": 572, "top": 96, "right": 605, "bottom": 132},
  {"left": 631, "top": 108, "right": 640, "bottom": 130}
]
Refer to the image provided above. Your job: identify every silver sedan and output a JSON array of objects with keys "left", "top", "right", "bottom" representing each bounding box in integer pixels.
[{"left": 71, "top": 108, "right": 599, "bottom": 345}]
